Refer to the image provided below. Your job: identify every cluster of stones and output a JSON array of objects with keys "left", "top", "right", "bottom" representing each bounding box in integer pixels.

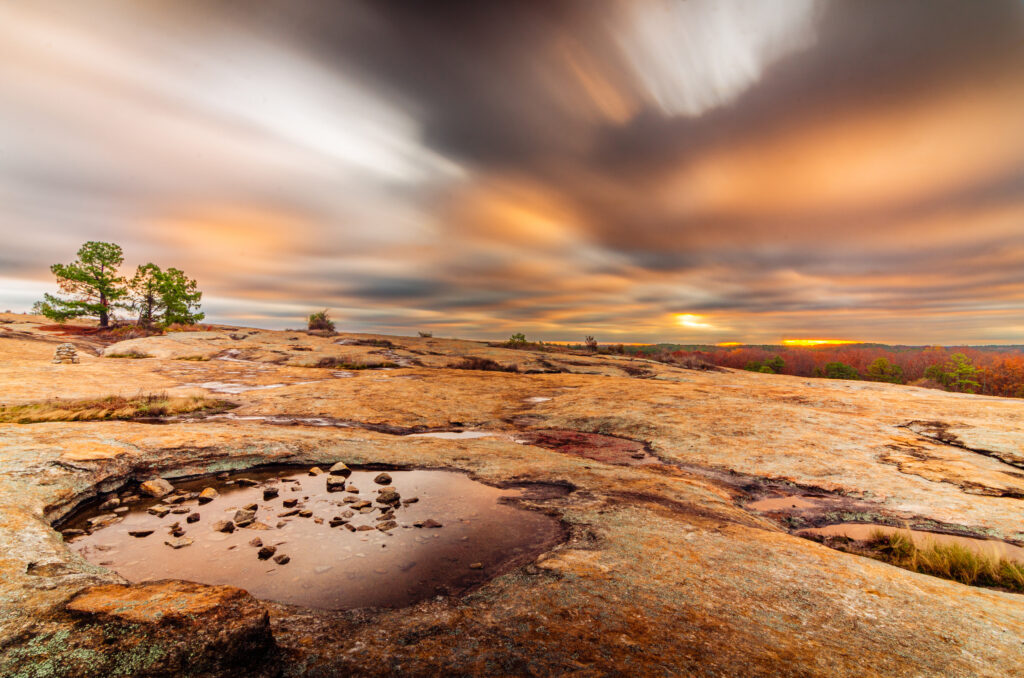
[
  {"left": 63, "top": 463, "right": 447, "bottom": 568},
  {"left": 52, "top": 342, "right": 79, "bottom": 364}
]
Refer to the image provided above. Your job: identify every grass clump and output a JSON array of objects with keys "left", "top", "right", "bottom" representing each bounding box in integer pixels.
[
  {"left": 307, "top": 357, "right": 398, "bottom": 369},
  {"left": 449, "top": 357, "right": 519, "bottom": 373},
  {"left": 105, "top": 349, "right": 152, "bottom": 359},
  {"left": 866, "top": 529, "right": 1024, "bottom": 593},
  {"left": 0, "top": 393, "right": 234, "bottom": 423},
  {"left": 308, "top": 309, "right": 335, "bottom": 332}
]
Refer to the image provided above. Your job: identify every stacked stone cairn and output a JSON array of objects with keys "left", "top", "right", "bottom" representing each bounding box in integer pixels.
[{"left": 52, "top": 343, "right": 79, "bottom": 364}]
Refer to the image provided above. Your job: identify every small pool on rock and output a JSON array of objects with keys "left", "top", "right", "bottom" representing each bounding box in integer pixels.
[{"left": 60, "top": 468, "right": 565, "bottom": 609}]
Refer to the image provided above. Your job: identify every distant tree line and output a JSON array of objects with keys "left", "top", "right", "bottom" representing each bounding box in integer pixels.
[
  {"left": 641, "top": 344, "right": 1023, "bottom": 397},
  {"left": 34, "top": 241, "right": 203, "bottom": 328}
]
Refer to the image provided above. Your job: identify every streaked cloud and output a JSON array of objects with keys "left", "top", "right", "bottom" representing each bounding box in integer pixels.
[{"left": 0, "top": 0, "right": 1022, "bottom": 344}]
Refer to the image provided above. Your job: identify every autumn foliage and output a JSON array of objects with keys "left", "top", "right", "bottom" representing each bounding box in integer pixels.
[{"left": 638, "top": 344, "right": 1024, "bottom": 398}]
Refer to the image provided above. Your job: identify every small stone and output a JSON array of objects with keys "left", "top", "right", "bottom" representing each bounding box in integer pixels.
[
  {"left": 298, "top": 510, "right": 313, "bottom": 518},
  {"left": 355, "top": 525, "right": 375, "bottom": 531},
  {"left": 359, "top": 507, "right": 374, "bottom": 514},
  {"left": 351, "top": 500, "right": 371, "bottom": 509},
  {"left": 165, "top": 537, "right": 194, "bottom": 549},
  {"left": 328, "top": 462, "right": 352, "bottom": 477},
  {"left": 469, "top": 562, "right": 483, "bottom": 570},
  {"left": 213, "top": 520, "right": 235, "bottom": 533},
  {"left": 147, "top": 505, "right": 170, "bottom": 517},
  {"left": 166, "top": 495, "right": 187, "bottom": 505},
  {"left": 236, "top": 478, "right": 258, "bottom": 487},
  {"left": 329, "top": 517, "right": 348, "bottom": 527},
  {"left": 198, "top": 488, "right": 218, "bottom": 504},
  {"left": 233, "top": 509, "right": 256, "bottom": 527},
  {"left": 140, "top": 478, "right": 174, "bottom": 498},
  {"left": 257, "top": 545, "right": 277, "bottom": 560},
  {"left": 262, "top": 487, "right": 279, "bottom": 501},
  {"left": 402, "top": 497, "right": 419, "bottom": 505},
  {"left": 171, "top": 507, "right": 191, "bottom": 514},
  {"left": 326, "top": 477, "right": 346, "bottom": 492},
  {"left": 345, "top": 485, "right": 359, "bottom": 493},
  {"left": 377, "top": 521, "right": 398, "bottom": 531},
  {"left": 61, "top": 529, "right": 86, "bottom": 539},
  {"left": 113, "top": 507, "right": 130, "bottom": 514},
  {"left": 98, "top": 497, "right": 120, "bottom": 511},
  {"left": 278, "top": 509, "right": 299, "bottom": 517},
  {"left": 243, "top": 503, "right": 258, "bottom": 512},
  {"left": 128, "top": 530, "right": 154, "bottom": 538},
  {"left": 249, "top": 538, "right": 263, "bottom": 548},
  {"left": 216, "top": 472, "right": 230, "bottom": 480},
  {"left": 120, "top": 495, "right": 140, "bottom": 505},
  {"left": 344, "top": 524, "right": 356, "bottom": 532},
  {"left": 343, "top": 496, "right": 357, "bottom": 504},
  {"left": 276, "top": 521, "right": 286, "bottom": 529},
  {"left": 415, "top": 519, "right": 443, "bottom": 529},
  {"left": 373, "top": 473, "right": 392, "bottom": 485},
  {"left": 378, "top": 489, "right": 401, "bottom": 506},
  {"left": 314, "top": 517, "right": 324, "bottom": 524},
  {"left": 282, "top": 498, "right": 298, "bottom": 508},
  {"left": 342, "top": 510, "right": 355, "bottom": 519},
  {"left": 272, "top": 554, "right": 290, "bottom": 565},
  {"left": 186, "top": 513, "right": 201, "bottom": 523},
  {"left": 308, "top": 467, "right": 324, "bottom": 476},
  {"left": 170, "top": 527, "right": 185, "bottom": 538}
]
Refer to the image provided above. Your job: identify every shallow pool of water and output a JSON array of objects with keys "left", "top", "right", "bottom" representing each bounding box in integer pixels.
[
  {"left": 63, "top": 468, "right": 563, "bottom": 609},
  {"left": 801, "top": 523, "right": 1024, "bottom": 564}
]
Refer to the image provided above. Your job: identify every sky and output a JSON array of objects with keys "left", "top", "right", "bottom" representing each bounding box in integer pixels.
[{"left": 1, "top": 0, "right": 1023, "bottom": 344}]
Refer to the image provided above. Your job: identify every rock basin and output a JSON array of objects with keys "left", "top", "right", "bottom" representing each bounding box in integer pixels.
[{"left": 61, "top": 467, "right": 565, "bottom": 609}]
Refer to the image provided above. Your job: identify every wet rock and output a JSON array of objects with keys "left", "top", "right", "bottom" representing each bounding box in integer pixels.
[
  {"left": 234, "top": 509, "right": 256, "bottom": 527},
  {"left": 170, "top": 527, "right": 186, "bottom": 538},
  {"left": 262, "top": 487, "right": 279, "bottom": 501},
  {"left": 343, "top": 496, "right": 358, "bottom": 504},
  {"left": 140, "top": 478, "right": 174, "bottom": 498},
  {"left": 352, "top": 500, "right": 371, "bottom": 509},
  {"left": 243, "top": 503, "right": 259, "bottom": 512},
  {"left": 257, "top": 545, "right": 277, "bottom": 560},
  {"left": 329, "top": 517, "right": 348, "bottom": 527},
  {"left": 147, "top": 505, "right": 170, "bottom": 517},
  {"left": 308, "top": 466, "right": 324, "bottom": 476},
  {"left": 120, "top": 495, "right": 140, "bottom": 505},
  {"left": 64, "top": 581, "right": 276, "bottom": 677},
  {"left": 374, "top": 472, "right": 393, "bottom": 485},
  {"left": 171, "top": 507, "right": 191, "bottom": 514},
  {"left": 166, "top": 494, "right": 187, "bottom": 505},
  {"left": 355, "top": 525, "right": 375, "bottom": 531},
  {"left": 416, "top": 519, "right": 443, "bottom": 528},
  {"left": 98, "top": 497, "right": 120, "bottom": 511},
  {"left": 113, "top": 506, "right": 130, "bottom": 514},
  {"left": 272, "top": 554, "right": 290, "bottom": 565},
  {"left": 298, "top": 510, "right": 313, "bottom": 518},
  {"left": 326, "top": 476, "right": 346, "bottom": 492},
  {"left": 249, "top": 538, "right": 263, "bottom": 548},
  {"left": 165, "top": 537, "right": 194, "bottom": 549},
  {"left": 344, "top": 524, "right": 357, "bottom": 532},
  {"left": 186, "top": 513, "right": 201, "bottom": 523},
  {"left": 198, "top": 487, "right": 218, "bottom": 504},
  {"left": 128, "top": 530, "right": 154, "bottom": 538},
  {"left": 328, "top": 461, "right": 352, "bottom": 477},
  {"left": 213, "top": 520, "right": 235, "bottom": 533},
  {"left": 377, "top": 521, "right": 398, "bottom": 531},
  {"left": 86, "top": 514, "right": 120, "bottom": 529},
  {"left": 346, "top": 485, "right": 359, "bottom": 493},
  {"left": 282, "top": 498, "right": 298, "bottom": 508},
  {"left": 216, "top": 472, "right": 230, "bottom": 480},
  {"left": 236, "top": 478, "right": 259, "bottom": 487},
  {"left": 378, "top": 488, "right": 401, "bottom": 506},
  {"left": 469, "top": 562, "right": 483, "bottom": 570}
]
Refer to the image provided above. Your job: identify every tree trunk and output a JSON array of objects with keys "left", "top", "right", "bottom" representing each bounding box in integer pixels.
[{"left": 99, "top": 292, "right": 109, "bottom": 327}]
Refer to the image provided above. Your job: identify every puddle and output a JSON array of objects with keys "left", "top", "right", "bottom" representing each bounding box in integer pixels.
[
  {"left": 195, "top": 382, "right": 297, "bottom": 395},
  {"left": 61, "top": 468, "right": 563, "bottom": 609},
  {"left": 407, "top": 431, "right": 496, "bottom": 440},
  {"left": 801, "top": 523, "right": 1024, "bottom": 564},
  {"left": 516, "top": 429, "right": 660, "bottom": 466},
  {"left": 748, "top": 495, "right": 823, "bottom": 511}
]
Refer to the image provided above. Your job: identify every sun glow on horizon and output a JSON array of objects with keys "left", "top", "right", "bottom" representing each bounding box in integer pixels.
[{"left": 781, "top": 339, "right": 863, "bottom": 347}]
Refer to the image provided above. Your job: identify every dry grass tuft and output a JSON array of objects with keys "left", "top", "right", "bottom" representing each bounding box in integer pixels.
[
  {"left": 105, "top": 349, "right": 152, "bottom": 359},
  {"left": 448, "top": 357, "right": 519, "bottom": 373},
  {"left": 306, "top": 357, "right": 398, "bottom": 370},
  {"left": 866, "top": 530, "right": 1024, "bottom": 593},
  {"left": 0, "top": 393, "right": 234, "bottom": 424}
]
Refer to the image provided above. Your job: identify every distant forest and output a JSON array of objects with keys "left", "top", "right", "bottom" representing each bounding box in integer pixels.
[{"left": 627, "top": 344, "right": 1024, "bottom": 398}]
